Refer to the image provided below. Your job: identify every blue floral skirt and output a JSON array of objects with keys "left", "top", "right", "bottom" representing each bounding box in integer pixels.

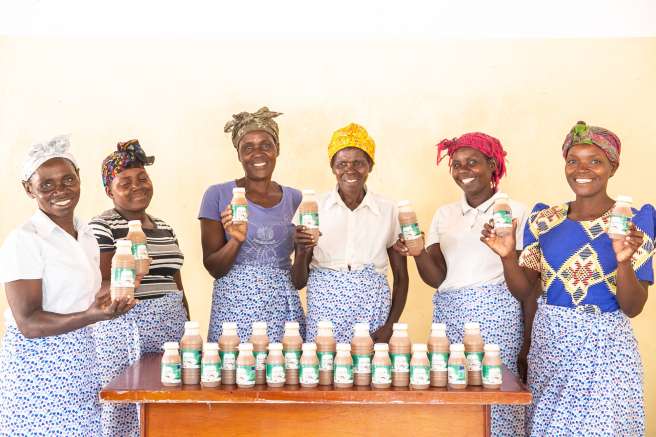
[{"left": 305, "top": 265, "right": 391, "bottom": 343}]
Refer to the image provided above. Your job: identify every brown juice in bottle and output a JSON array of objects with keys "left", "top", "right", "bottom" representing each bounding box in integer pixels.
[
  {"left": 299, "top": 343, "right": 320, "bottom": 388},
  {"left": 333, "top": 343, "right": 354, "bottom": 388},
  {"left": 266, "top": 343, "right": 286, "bottom": 387},
  {"left": 282, "top": 322, "right": 302, "bottom": 385},
  {"left": 492, "top": 193, "right": 513, "bottom": 237},
  {"left": 231, "top": 187, "right": 248, "bottom": 236},
  {"left": 110, "top": 239, "right": 136, "bottom": 300},
  {"left": 201, "top": 342, "right": 221, "bottom": 388},
  {"left": 608, "top": 195, "right": 633, "bottom": 240},
  {"left": 371, "top": 343, "right": 392, "bottom": 389},
  {"left": 448, "top": 343, "right": 468, "bottom": 389},
  {"left": 181, "top": 321, "right": 203, "bottom": 385},
  {"left": 464, "top": 322, "right": 484, "bottom": 386},
  {"left": 219, "top": 322, "right": 240, "bottom": 385},
  {"left": 410, "top": 344, "right": 430, "bottom": 390},
  {"left": 428, "top": 323, "right": 449, "bottom": 387},
  {"left": 161, "top": 342, "right": 181, "bottom": 386},
  {"left": 299, "top": 189, "right": 320, "bottom": 239},
  {"left": 315, "top": 321, "right": 336, "bottom": 386},
  {"left": 398, "top": 200, "right": 423, "bottom": 256},
  {"left": 126, "top": 219, "right": 150, "bottom": 276},
  {"left": 389, "top": 323, "right": 411, "bottom": 387},
  {"left": 351, "top": 323, "right": 374, "bottom": 386},
  {"left": 250, "top": 321, "right": 269, "bottom": 385},
  {"left": 482, "top": 344, "right": 503, "bottom": 389},
  {"left": 236, "top": 343, "right": 256, "bottom": 388}
]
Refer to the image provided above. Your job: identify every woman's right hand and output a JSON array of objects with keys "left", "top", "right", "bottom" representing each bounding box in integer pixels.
[
  {"left": 221, "top": 205, "right": 248, "bottom": 243},
  {"left": 480, "top": 218, "right": 517, "bottom": 259},
  {"left": 87, "top": 283, "right": 136, "bottom": 322},
  {"left": 392, "top": 233, "right": 424, "bottom": 257},
  {"left": 294, "top": 225, "right": 318, "bottom": 254}
]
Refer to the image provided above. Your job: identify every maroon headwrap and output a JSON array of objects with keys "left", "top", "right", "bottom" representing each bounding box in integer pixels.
[{"left": 436, "top": 132, "right": 507, "bottom": 189}]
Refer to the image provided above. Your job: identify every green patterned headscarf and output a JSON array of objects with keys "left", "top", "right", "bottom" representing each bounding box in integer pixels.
[
  {"left": 224, "top": 107, "right": 282, "bottom": 149},
  {"left": 562, "top": 121, "right": 621, "bottom": 167}
]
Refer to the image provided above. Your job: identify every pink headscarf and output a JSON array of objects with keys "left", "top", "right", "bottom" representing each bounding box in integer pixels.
[{"left": 436, "top": 132, "right": 508, "bottom": 190}]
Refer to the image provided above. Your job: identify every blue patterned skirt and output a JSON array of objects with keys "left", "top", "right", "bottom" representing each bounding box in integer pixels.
[
  {"left": 527, "top": 303, "right": 644, "bottom": 436},
  {"left": 305, "top": 265, "right": 391, "bottom": 343},
  {"left": 94, "top": 291, "right": 187, "bottom": 437},
  {"left": 208, "top": 264, "right": 305, "bottom": 342},
  {"left": 0, "top": 323, "right": 101, "bottom": 436},
  {"left": 433, "top": 282, "right": 525, "bottom": 437}
]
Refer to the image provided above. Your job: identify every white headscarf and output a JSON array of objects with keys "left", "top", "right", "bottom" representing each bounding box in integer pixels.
[{"left": 21, "top": 135, "right": 78, "bottom": 182}]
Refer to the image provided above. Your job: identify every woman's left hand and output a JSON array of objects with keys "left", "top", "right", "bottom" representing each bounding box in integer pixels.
[
  {"left": 371, "top": 323, "right": 393, "bottom": 343},
  {"left": 612, "top": 223, "right": 644, "bottom": 264}
]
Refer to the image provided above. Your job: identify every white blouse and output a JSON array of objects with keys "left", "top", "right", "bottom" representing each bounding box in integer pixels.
[
  {"left": 309, "top": 188, "right": 400, "bottom": 275},
  {"left": 0, "top": 210, "right": 101, "bottom": 325},
  {"left": 426, "top": 192, "right": 528, "bottom": 292}
]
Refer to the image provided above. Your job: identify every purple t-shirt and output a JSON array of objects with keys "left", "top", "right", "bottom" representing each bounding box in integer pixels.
[{"left": 198, "top": 180, "right": 302, "bottom": 270}]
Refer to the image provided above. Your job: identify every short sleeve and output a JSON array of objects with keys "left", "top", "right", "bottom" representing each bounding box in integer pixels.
[
  {"left": 0, "top": 229, "right": 44, "bottom": 282},
  {"left": 518, "top": 203, "right": 549, "bottom": 272},
  {"left": 630, "top": 204, "right": 655, "bottom": 284},
  {"left": 198, "top": 184, "right": 222, "bottom": 221},
  {"left": 89, "top": 217, "right": 116, "bottom": 253},
  {"left": 425, "top": 208, "right": 442, "bottom": 247}
]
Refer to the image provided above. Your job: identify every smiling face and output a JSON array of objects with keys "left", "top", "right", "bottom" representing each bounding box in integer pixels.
[
  {"left": 449, "top": 147, "right": 496, "bottom": 197},
  {"left": 331, "top": 147, "right": 372, "bottom": 193},
  {"left": 237, "top": 130, "right": 278, "bottom": 181},
  {"left": 108, "top": 166, "right": 154, "bottom": 213},
  {"left": 564, "top": 143, "right": 615, "bottom": 198},
  {"left": 23, "top": 157, "right": 80, "bottom": 219}
]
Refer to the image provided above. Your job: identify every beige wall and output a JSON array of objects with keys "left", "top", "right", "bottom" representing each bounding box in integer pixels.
[{"left": 1, "top": 37, "right": 655, "bottom": 433}]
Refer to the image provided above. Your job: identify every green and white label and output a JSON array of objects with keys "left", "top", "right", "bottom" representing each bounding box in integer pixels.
[
  {"left": 231, "top": 204, "right": 248, "bottom": 222},
  {"left": 299, "top": 363, "right": 319, "bottom": 385},
  {"left": 284, "top": 350, "right": 302, "bottom": 370},
  {"left": 201, "top": 362, "right": 221, "bottom": 383},
  {"left": 111, "top": 267, "right": 135, "bottom": 288},
  {"left": 131, "top": 242, "right": 149, "bottom": 260},
  {"left": 255, "top": 351, "right": 268, "bottom": 371},
  {"left": 371, "top": 364, "right": 392, "bottom": 385},
  {"left": 448, "top": 363, "right": 467, "bottom": 385},
  {"left": 300, "top": 211, "right": 319, "bottom": 228},
  {"left": 220, "top": 351, "right": 237, "bottom": 371},
  {"left": 318, "top": 351, "right": 335, "bottom": 371},
  {"left": 482, "top": 364, "right": 503, "bottom": 386},
  {"left": 236, "top": 364, "right": 255, "bottom": 385},
  {"left": 401, "top": 223, "right": 421, "bottom": 240},
  {"left": 465, "top": 351, "right": 484, "bottom": 372},
  {"left": 410, "top": 365, "right": 430, "bottom": 386},
  {"left": 493, "top": 210, "right": 512, "bottom": 228},
  {"left": 161, "top": 362, "right": 181, "bottom": 384},
  {"left": 609, "top": 215, "right": 630, "bottom": 235},
  {"left": 391, "top": 353, "right": 411, "bottom": 373},
  {"left": 430, "top": 352, "right": 449, "bottom": 372},
  {"left": 266, "top": 363, "right": 285, "bottom": 384},
  {"left": 333, "top": 364, "right": 353, "bottom": 384},
  {"left": 181, "top": 349, "right": 201, "bottom": 369},
  {"left": 352, "top": 354, "right": 372, "bottom": 374}
]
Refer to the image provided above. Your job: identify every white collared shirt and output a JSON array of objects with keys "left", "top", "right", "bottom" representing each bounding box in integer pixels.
[
  {"left": 426, "top": 192, "right": 528, "bottom": 292},
  {"left": 309, "top": 188, "right": 400, "bottom": 274},
  {"left": 0, "top": 210, "right": 100, "bottom": 325}
]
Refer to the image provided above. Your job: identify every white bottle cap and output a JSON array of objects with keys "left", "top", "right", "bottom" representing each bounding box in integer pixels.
[
  {"left": 285, "top": 321, "right": 300, "bottom": 330},
  {"left": 336, "top": 343, "right": 351, "bottom": 352},
  {"left": 302, "top": 342, "right": 317, "bottom": 352},
  {"left": 464, "top": 322, "right": 480, "bottom": 331},
  {"left": 353, "top": 322, "right": 370, "bottom": 335},
  {"left": 393, "top": 323, "right": 408, "bottom": 331},
  {"left": 116, "top": 239, "right": 133, "bottom": 250},
  {"left": 374, "top": 343, "right": 389, "bottom": 352},
  {"left": 412, "top": 343, "right": 427, "bottom": 353},
  {"left": 127, "top": 220, "right": 142, "bottom": 227},
  {"left": 252, "top": 321, "right": 267, "bottom": 332},
  {"left": 495, "top": 192, "right": 509, "bottom": 200},
  {"left": 203, "top": 342, "right": 219, "bottom": 352},
  {"left": 302, "top": 189, "right": 316, "bottom": 196},
  {"left": 616, "top": 195, "right": 633, "bottom": 204},
  {"left": 431, "top": 323, "right": 447, "bottom": 335},
  {"left": 484, "top": 344, "right": 500, "bottom": 353},
  {"left": 268, "top": 343, "right": 283, "bottom": 352},
  {"left": 222, "top": 322, "right": 237, "bottom": 330},
  {"left": 450, "top": 343, "right": 465, "bottom": 353},
  {"left": 239, "top": 343, "right": 253, "bottom": 352},
  {"left": 163, "top": 342, "right": 179, "bottom": 350},
  {"left": 317, "top": 320, "right": 333, "bottom": 329},
  {"left": 185, "top": 321, "right": 200, "bottom": 330},
  {"left": 233, "top": 187, "right": 246, "bottom": 194},
  {"left": 397, "top": 200, "right": 412, "bottom": 208}
]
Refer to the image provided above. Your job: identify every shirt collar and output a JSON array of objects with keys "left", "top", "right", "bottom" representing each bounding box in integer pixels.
[
  {"left": 326, "top": 186, "right": 381, "bottom": 216},
  {"left": 31, "top": 209, "right": 92, "bottom": 239},
  {"left": 460, "top": 192, "right": 501, "bottom": 216}
]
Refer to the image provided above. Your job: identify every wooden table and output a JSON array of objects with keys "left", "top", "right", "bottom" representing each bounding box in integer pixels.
[{"left": 101, "top": 353, "right": 531, "bottom": 437}]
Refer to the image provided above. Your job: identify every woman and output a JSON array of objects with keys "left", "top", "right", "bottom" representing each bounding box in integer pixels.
[
  {"left": 292, "top": 123, "right": 409, "bottom": 343},
  {"left": 481, "top": 121, "right": 653, "bottom": 436},
  {"left": 394, "top": 132, "right": 529, "bottom": 436},
  {"left": 90, "top": 139, "right": 188, "bottom": 436},
  {"left": 199, "top": 107, "right": 305, "bottom": 342},
  {"left": 0, "top": 136, "right": 133, "bottom": 435}
]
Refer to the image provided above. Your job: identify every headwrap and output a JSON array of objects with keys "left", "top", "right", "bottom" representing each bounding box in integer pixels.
[
  {"left": 327, "top": 123, "right": 376, "bottom": 163},
  {"left": 101, "top": 139, "right": 154, "bottom": 193},
  {"left": 224, "top": 107, "right": 282, "bottom": 149},
  {"left": 436, "top": 132, "right": 507, "bottom": 189},
  {"left": 21, "top": 134, "right": 78, "bottom": 182},
  {"left": 562, "top": 121, "right": 621, "bottom": 167}
]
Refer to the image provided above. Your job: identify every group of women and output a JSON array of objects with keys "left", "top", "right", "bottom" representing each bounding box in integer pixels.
[{"left": 0, "top": 107, "right": 653, "bottom": 437}]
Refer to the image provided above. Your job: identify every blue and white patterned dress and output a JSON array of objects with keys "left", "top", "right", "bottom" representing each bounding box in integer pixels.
[{"left": 519, "top": 202, "right": 655, "bottom": 436}]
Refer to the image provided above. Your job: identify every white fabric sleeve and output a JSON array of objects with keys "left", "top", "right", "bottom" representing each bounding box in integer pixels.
[
  {"left": 0, "top": 229, "right": 44, "bottom": 282},
  {"left": 425, "top": 208, "right": 442, "bottom": 247}
]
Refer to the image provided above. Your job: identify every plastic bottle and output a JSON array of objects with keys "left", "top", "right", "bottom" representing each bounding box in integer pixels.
[
  {"left": 201, "top": 342, "right": 221, "bottom": 388},
  {"left": 231, "top": 187, "right": 248, "bottom": 235},
  {"left": 299, "top": 189, "right": 320, "bottom": 239},
  {"left": 371, "top": 343, "right": 392, "bottom": 389},
  {"left": 266, "top": 343, "right": 286, "bottom": 388},
  {"left": 333, "top": 343, "right": 354, "bottom": 388},
  {"left": 315, "top": 321, "right": 336, "bottom": 386},
  {"left": 389, "top": 323, "right": 412, "bottom": 387},
  {"left": 482, "top": 344, "right": 503, "bottom": 389},
  {"left": 161, "top": 342, "right": 181, "bottom": 386},
  {"left": 181, "top": 321, "right": 203, "bottom": 385},
  {"left": 299, "top": 343, "right": 320, "bottom": 388},
  {"left": 427, "top": 323, "right": 449, "bottom": 387},
  {"left": 126, "top": 219, "right": 150, "bottom": 276},
  {"left": 236, "top": 343, "right": 256, "bottom": 388},
  {"left": 398, "top": 200, "right": 423, "bottom": 255},
  {"left": 351, "top": 322, "right": 374, "bottom": 386},
  {"left": 250, "top": 321, "right": 269, "bottom": 385},
  {"left": 110, "top": 239, "right": 136, "bottom": 300},
  {"left": 608, "top": 195, "right": 633, "bottom": 240},
  {"left": 448, "top": 343, "right": 468, "bottom": 389},
  {"left": 219, "top": 322, "right": 240, "bottom": 385},
  {"left": 410, "top": 343, "right": 430, "bottom": 390},
  {"left": 463, "top": 322, "right": 484, "bottom": 386},
  {"left": 493, "top": 193, "right": 513, "bottom": 237},
  {"left": 283, "top": 321, "right": 303, "bottom": 385}
]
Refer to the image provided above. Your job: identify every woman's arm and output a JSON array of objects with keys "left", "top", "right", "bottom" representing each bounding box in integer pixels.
[
  {"left": 174, "top": 271, "right": 190, "bottom": 319},
  {"left": 371, "top": 248, "right": 409, "bottom": 343},
  {"left": 613, "top": 226, "right": 650, "bottom": 317},
  {"left": 200, "top": 205, "right": 246, "bottom": 279},
  {"left": 291, "top": 226, "right": 316, "bottom": 289}
]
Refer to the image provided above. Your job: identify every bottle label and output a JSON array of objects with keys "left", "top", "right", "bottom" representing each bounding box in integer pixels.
[
  {"left": 430, "top": 352, "right": 449, "bottom": 372},
  {"left": 181, "top": 349, "right": 201, "bottom": 369},
  {"left": 220, "top": 351, "right": 237, "bottom": 371},
  {"left": 300, "top": 211, "right": 320, "bottom": 228},
  {"left": 284, "top": 350, "right": 302, "bottom": 370},
  {"left": 410, "top": 365, "right": 430, "bottom": 386},
  {"left": 236, "top": 364, "right": 255, "bottom": 385},
  {"left": 201, "top": 362, "right": 221, "bottom": 383},
  {"left": 371, "top": 364, "right": 392, "bottom": 385},
  {"left": 299, "top": 363, "right": 319, "bottom": 385},
  {"left": 352, "top": 354, "right": 372, "bottom": 374},
  {"left": 333, "top": 364, "right": 353, "bottom": 384},
  {"left": 161, "top": 362, "right": 181, "bottom": 384},
  {"left": 111, "top": 267, "right": 135, "bottom": 288},
  {"left": 465, "top": 352, "right": 484, "bottom": 372},
  {"left": 231, "top": 204, "right": 248, "bottom": 222},
  {"left": 400, "top": 223, "right": 421, "bottom": 240},
  {"left": 482, "top": 364, "right": 503, "bottom": 386},
  {"left": 448, "top": 363, "right": 467, "bottom": 384},
  {"left": 317, "top": 351, "right": 335, "bottom": 371},
  {"left": 131, "top": 242, "right": 149, "bottom": 260},
  {"left": 608, "top": 214, "right": 630, "bottom": 235},
  {"left": 255, "top": 351, "right": 268, "bottom": 371},
  {"left": 493, "top": 209, "right": 512, "bottom": 228},
  {"left": 390, "top": 353, "right": 411, "bottom": 373},
  {"left": 266, "top": 362, "right": 286, "bottom": 384}
]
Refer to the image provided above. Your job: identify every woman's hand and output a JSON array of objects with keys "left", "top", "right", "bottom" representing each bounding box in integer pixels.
[
  {"left": 87, "top": 283, "right": 137, "bottom": 322},
  {"left": 371, "top": 322, "right": 393, "bottom": 343},
  {"left": 612, "top": 223, "right": 644, "bottom": 264},
  {"left": 480, "top": 218, "right": 517, "bottom": 259},
  {"left": 221, "top": 205, "right": 247, "bottom": 243},
  {"left": 294, "top": 225, "right": 319, "bottom": 254},
  {"left": 392, "top": 233, "right": 424, "bottom": 257}
]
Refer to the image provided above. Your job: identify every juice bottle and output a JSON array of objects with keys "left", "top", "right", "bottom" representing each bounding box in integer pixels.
[
  {"left": 126, "top": 219, "right": 150, "bottom": 276},
  {"left": 266, "top": 343, "right": 286, "bottom": 388},
  {"left": 351, "top": 323, "right": 374, "bottom": 386},
  {"left": 250, "top": 321, "right": 269, "bottom": 385},
  {"left": 299, "top": 189, "right": 320, "bottom": 239},
  {"left": 231, "top": 187, "right": 248, "bottom": 235},
  {"left": 410, "top": 343, "right": 430, "bottom": 390},
  {"left": 371, "top": 343, "right": 392, "bottom": 389},
  {"left": 427, "top": 323, "right": 449, "bottom": 387},
  {"left": 333, "top": 343, "right": 354, "bottom": 388},
  {"left": 482, "top": 344, "right": 503, "bottom": 389},
  {"left": 181, "top": 321, "right": 203, "bottom": 385},
  {"left": 201, "top": 342, "right": 221, "bottom": 388},
  {"left": 389, "top": 323, "right": 411, "bottom": 387},
  {"left": 493, "top": 193, "right": 513, "bottom": 237},
  {"left": 608, "top": 195, "right": 633, "bottom": 239},
  {"left": 219, "top": 322, "right": 240, "bottom": 385},
  {"left": 161, "top": 342, "right": 181, "bottom": 386},
  {"left": 282, "top": 321, "right": 303, "bottom": 385},
  {"left": 398, "top": 200, "right": 423, "bottom": 256},
  {"left": 448, "top": 343, "right": 468, "bottom": 389},
  {"left": 299, "top": 343, "right": 320, "bottom": 388},
  {"left": 464, "top": 322, "right": 484, "bottom": 386},
  {"left": 236, "top": 343, "right": 256, "bottom": 388},
  {"left": 110, "top": 239, "right": 136, "bottom": 300},
  {"left": 315, "top": 320, "right": 336, "bottom": 386}
]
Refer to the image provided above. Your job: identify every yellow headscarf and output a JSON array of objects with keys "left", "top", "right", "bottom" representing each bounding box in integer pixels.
[{"left": 327, "top": 123, "right": 376, "bottom": 163}]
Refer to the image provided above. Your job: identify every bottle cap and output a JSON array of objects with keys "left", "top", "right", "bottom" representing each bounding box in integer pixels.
[
  {"left": 284, "top": 321, "right": 300, "bottom": 330},
  {"left": 616, "top": 195, "right": 633, "bottom": 204},
  {"left": 450, "top": 343, "right": 465, "bottom": 352},
  {"left": 397, "top": 200, "right": 412, "bottom": 208},
  {"left": 412, "top": 343, "right": 427, "bottom": 353},
  {"left": 203, "top": 342, "right": 219, "bottom": 352},
  {"left": 184, "top": 321, "right": 200, "bottom": 330},
  {"left": 484, "top": 344, "right": 500, "bottom": 353},
  {"left": 336, "top": 343, "right": 351, "bottom": 352},
  {"left": 317, "top": 320, "right": 333, "bottom": 329},
  {"left": 268, "top": 343, "right": 283, "bottom": 352},
  {"left": 222, "top": 322, "right": 238, "bottom": 330},
  {"left": 239, "top": 343, "right": 253, "bottom": 352},
  {"left": 302, "top": 342, "right": 317, "bottom": 352},
  {"left": 163, "top": 342, "right": 179, "bottom": 350},
  {"left": 374, "top": 343, "right": 389, "bottom": 352},
  {"left": 233, "top": 187, "right": 246, "bottom": 194},
  {"left": 393, "top": 323, "right": 408, "bottom": 331},
  {"left": 464, "top": 322, "right": 480, "bottom": 331},
  {"left": 252, "top": 321, "right": 267, "bottom": 331},
  {"left": 431, "top": 323, "right": 446, "bottom": 333},
  {"left": 495, "top": 192, "right": 509, "bottom": 200},
  {"left": 302, "top": 189, "right": 316, "bottom": 196},
  {"left": 127, "top": 220, "right": 142, "bottom": 228},
  {"left": 353, "top": 322, "right": 370, "bottom": 334},
  {"left": 116, "top": 239, "right": 133, "bottom": 249}
]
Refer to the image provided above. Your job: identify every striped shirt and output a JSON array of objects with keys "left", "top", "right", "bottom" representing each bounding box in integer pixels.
[{"left": 89, "top": 209, "right": 184, "bottom": 298}]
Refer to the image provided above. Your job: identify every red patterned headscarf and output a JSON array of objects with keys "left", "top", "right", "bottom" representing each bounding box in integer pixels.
[
  {"left": 101, "top": 139, "right": 154, "bottom": 194},
  {"left": 436, "top": 132, "right": 507, "bottom": 190},
  {"left": 562, "top": 121, "right": 621, "bottom": 167}
]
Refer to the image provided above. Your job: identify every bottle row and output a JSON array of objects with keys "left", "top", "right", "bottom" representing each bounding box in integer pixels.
[{"left": 161, "top": 320, "right": 504, "bottom": 390}]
